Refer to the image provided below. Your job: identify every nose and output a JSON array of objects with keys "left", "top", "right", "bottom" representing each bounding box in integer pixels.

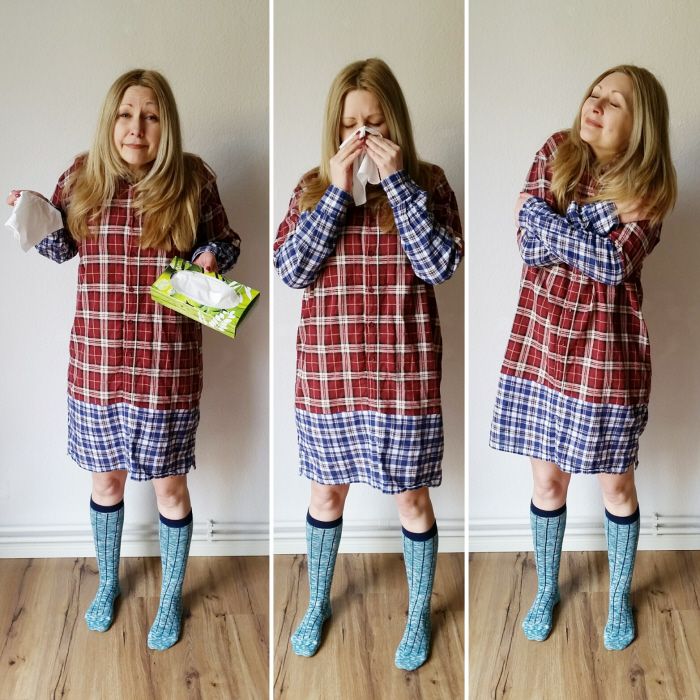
[{"left": 128, "top": 116, "right": 144, "bottom": 137}]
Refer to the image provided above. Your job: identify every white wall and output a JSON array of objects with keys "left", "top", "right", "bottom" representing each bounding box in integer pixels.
[
  {"left": 470, "top": 0, "right": 700, "bottom": 551},
  {"left": 273, "top": 0, "right": 464, "bottom": 552},
  {"left": 0, "top": 1, "right": 268, "bottom": 556}
]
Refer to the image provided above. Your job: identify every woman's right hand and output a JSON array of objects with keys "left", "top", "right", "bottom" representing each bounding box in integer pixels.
[
  {"left": 329, "top": 134, "right": 364, "bottom": 193},
  {"left": 6, "top": 189, "right": 48, "bottom": 207}
]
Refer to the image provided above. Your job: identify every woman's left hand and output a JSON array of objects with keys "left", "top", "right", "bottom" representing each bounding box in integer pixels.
[
  {"left": 515, "top": 193, "right": 533, "bottom": 227},
  {"left": 193, "top": 251, "right": 218, "bottom": 273},
  {"left": 365, "top": 134, "right": 403, "bottom": 180}
]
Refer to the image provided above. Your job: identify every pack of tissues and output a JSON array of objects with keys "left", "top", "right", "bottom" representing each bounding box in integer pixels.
[{"left": 151, "top": 257, "right": 259, "bottom": 339}]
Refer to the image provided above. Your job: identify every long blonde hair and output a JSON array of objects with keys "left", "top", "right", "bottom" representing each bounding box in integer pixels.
[
  {"left": 551, "top": 65, "right": 676, "bottom": 225},
  {"left": 66, "top": 69, "right": 204, "bottom": 251},
  {"left": 299, "top": 58, "right": 432, "bottom": 227}
]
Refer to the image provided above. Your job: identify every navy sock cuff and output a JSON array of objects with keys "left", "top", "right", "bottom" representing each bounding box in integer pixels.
[
  {"left": 402, "top": 521, "right": 438, "bottom": 541},
  {"left": 159, "top": 510, "right": 193, "bottom": 528},
  {"left": 90, "top": 498, "right": 124, "bottom": 513},
  {"left": 605, "top": 506, "right": 640, "bottom": 525},
  {"left": 306, "top": 510, "right": 343, "bottom": 529},
  {"left": 530, "top": 501, "right": 566, "bottom": 518}
]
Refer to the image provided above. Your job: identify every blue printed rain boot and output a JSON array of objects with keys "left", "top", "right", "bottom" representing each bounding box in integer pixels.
[
  {"left": 85, "top": 498, "right": 124, "bottom": 632},
  {"left": 604, "top": 506, "right": 640, "bottom": 651},
  {"left": 395, "top": 521, "right": 438, "bottom": 671},
  {"left": 291, "top": 511, "right": 342, "bottom": 656},
  {"left": 522, "top": 502, "right": 566, "bottom": 641},
  {"left": 147, "top": 511, "right": 193, "bottom": 651}
]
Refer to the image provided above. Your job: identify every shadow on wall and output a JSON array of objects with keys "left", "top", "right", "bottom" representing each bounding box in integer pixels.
[{"left": 640, "top": 143, "right": 700, "bottom": 503}]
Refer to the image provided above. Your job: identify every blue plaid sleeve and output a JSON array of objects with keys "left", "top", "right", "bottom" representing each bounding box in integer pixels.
[
  {"left": 192, "top": 164, "right": 241, "bottom": 273},
  {"left": 273, "top": 184, "right": 351, "bottom": 289},
  {"left": 382, "top": 169, "right": 463, "bottom": 285},
  {"left": 191, "top": 241, "right": 238, "bottom": 272},
  {"left": 519, "top": 197, "right": 627, "bottom": 284},
  {"left": 517, "top": 228, "right": 560, "bottom": 266},
  {"left": 34, "top": 202, "right": 78, "bottom": 263}
]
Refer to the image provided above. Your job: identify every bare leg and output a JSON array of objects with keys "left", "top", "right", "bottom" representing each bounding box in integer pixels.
[
  {"left": 85, "top": 470, "right": 127, "bottom": 631},
  {"left": 394, "top": 486, "right": 435, "bottom": 532},
  {"left": 291, "top": 482, "right": 349, "bottom": 657},
  {"left": 598, "top": 467, "right": 640, "bottom": 651},
  {"left": 148, "top": 474, "right": 193, "bottom": 651},
  {"left": 522, "top": 459, "right": 569, "bottom": 641},
  {"left": 394, "top": 487, "right": 438, "bottom": 671}
]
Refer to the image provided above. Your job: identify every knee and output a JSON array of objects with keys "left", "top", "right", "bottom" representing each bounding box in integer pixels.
[
  {"left": 153, "top": 479, "right": 189, "bottom": 509},
  {"left": 395, "top": 489, "right": 431, "bottom": 522},
  {"left": 601, "top": 479, "right": 635, "bottom": 507},
  {"left": 532, "top": 476, "right": 569, "bottom": 505},
  {"left": 310, "top": 485, "right": 348, "bottom": 517},
  {"left": 92, "top": 475, "right": 125, "bottom": 502}
]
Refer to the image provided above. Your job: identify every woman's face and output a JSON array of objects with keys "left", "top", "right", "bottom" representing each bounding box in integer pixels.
[
  {"left": 579, "top": 72, "right": 634, "bottom": 163},
  {"left": 339, "top": 89, "right": 390, "bottom": 143},
  {"left": 113, "top": 85, "right": 162, "bottom": 173}
]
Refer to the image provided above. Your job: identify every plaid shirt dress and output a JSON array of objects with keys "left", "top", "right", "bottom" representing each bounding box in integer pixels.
[
  {"left": 274, "top": 165, "right": 463, "bottom": 493},
  {"left": 490, "top": 131, "right": 662, "bottom": 473},
  {"left": 36, "top": 157, "right": 240, "bottom": 480}
]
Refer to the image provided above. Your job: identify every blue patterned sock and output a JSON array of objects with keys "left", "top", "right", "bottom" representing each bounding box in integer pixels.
[
  {"left": 291, "top": 511, "right": 342, "bottom": 657},
  {"left": 395, "top": 521, "right": 438, "bottom": 671},
  {"left": 85, "top": 498, "right": 124, "bottom": 632},
  {"left": 147, "top": 511, "right": 193, "bottom": 651},
  {"left": 522, "top": 502, "right": 566, "bottom": 641},
  {"left": 604, "top": 507, "right": 640, "bottom": 651}
]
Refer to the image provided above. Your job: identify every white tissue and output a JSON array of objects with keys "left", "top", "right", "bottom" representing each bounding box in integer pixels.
[
  {"left": 338, "top": 126, "right": 382, "bottom": 205},
  {"left": 171, "top": 269, "right": 241, "bottom": 309},
  {"left": 5, "top": 191, "right": 64, "bottom": 252}
]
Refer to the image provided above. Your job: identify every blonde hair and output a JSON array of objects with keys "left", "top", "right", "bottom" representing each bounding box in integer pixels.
[
  {"left": 299, "top": 58, "right": 432, "bottom": 226},
  {"left": 66, "top": 69, "right": 204, "bottom": 251},
  {"left": 551, "top": 65, "right": 676, "bottom": 225}
]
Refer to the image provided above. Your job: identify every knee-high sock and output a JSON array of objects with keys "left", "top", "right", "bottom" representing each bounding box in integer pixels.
[
  {"left": 522, "top": 502, "right": 566, "bottom": 641},
  {"left": 604, "top": 506, "right": 640, "bottom": 651},
  {"left": 147, "top": 511, "right": 193, "bottom": 651},
  {"left": 290, "top": 511, "right": 342, "bottom": 657},
  {"left": 395, "top": 521, "right": 438, "bottom": 671},
  {"left": 85, "top": 498, "right": 124, "bottom": 632}
]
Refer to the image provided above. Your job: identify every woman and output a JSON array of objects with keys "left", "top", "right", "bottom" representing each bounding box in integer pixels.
[
  {"left": 274, "top": 57, "right": 462, "bottom": 670},
  {"left": 7, "top": 69, "right": 240, "bottom": 650},
  {"left": 490, "top": 65, "right": 676, "bottom": 650}
]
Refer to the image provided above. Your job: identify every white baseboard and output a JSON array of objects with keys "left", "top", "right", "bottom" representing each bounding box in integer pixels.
[
  {"left": 0, "top": 521, "right": 269, "bottom": 558},
  {"left": 469, "top": 514, "right": 700, "bottom": 552},
  {"left": 274, "top": 518, "right": 464, "bottom": 554},
  {"left": 0, "top": 518, "right": 465, "bottom": 558}
]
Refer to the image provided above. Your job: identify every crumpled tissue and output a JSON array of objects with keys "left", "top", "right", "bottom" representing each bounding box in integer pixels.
[
  {"left": 5, "top": 191, "right": 63, "bottom": 252},
  {"left": 338, "top": 125, "right": 382, "bottom": 205}
]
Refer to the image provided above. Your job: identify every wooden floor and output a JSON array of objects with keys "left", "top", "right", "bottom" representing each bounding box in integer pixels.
[
  {"left": 0, "top": 556, "right": 268, "bottom": 700},
  {"left": 470, "top": 551, "right": 700, "bottom": 700},
  {"left": 274, "top": 553, "right": 464, "bottom": 700}
]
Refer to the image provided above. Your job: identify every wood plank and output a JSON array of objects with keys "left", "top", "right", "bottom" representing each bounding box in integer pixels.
[
  {"left": 274, "top": 552, "right": 464, "bottom": 700},
  {"left": 0, "top": 557, "right": 268, "bottom": 699},
  {"left": 470, "top": 551, "right": 700, "bottom": 699}
]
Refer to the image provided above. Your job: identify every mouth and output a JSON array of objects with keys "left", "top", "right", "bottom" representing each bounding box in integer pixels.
[{"left": 584, "top": 117, "right": 602, "bottom": 129}]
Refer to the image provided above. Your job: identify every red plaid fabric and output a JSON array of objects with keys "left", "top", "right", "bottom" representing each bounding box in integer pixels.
[
  {"left": 501, "top": 132, "right": 662, "bottom": 406},
  {"left": 51, "top": 158, "right": 239, "bottom": 411},
  {"left": 275, "top": 164, "right": 461, "bottom": 416}
]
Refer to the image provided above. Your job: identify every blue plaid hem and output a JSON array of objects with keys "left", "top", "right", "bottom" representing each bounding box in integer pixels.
[
  {"left": 67, "top": 396, "right": 199, "bottom": 481},
  {"left": 295, "top": 409, "right": 443, "bottom": 494},
  {"left": 490, "top": 374, "right": 647, "bottom": 474}
]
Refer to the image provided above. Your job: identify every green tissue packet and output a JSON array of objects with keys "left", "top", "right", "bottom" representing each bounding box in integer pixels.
[{"left": 151, "top": 257, "right": 259, "bottom": 339}]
